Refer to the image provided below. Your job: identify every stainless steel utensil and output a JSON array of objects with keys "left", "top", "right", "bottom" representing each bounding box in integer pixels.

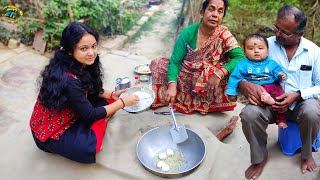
[
  {"left": 134, "top": 63, "right": 151, "bottom": 75},
  {"left": 169, "top": 103, "right": 188, "bottom": 144},
  {"left": 115, "top": 77, "right": 131, "bottom": 91},
  {"left": 154, "top": 111, "right": 185, "bottom": 116},
  {"left": 136, "top": 126, "right": 206, "bottom": 178},
  {"left": 120, "top": 86, "right": 155, "bottom": 113}
]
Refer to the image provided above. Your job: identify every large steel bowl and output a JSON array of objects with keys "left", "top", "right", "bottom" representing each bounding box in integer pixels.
[{"left": 136, "top": 126, "right": 206, "bottom": 178}]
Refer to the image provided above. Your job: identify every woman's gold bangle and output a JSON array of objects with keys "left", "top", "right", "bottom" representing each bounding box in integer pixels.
[{"left": 214, "top": 71, "right": 222, "bottom": 80}]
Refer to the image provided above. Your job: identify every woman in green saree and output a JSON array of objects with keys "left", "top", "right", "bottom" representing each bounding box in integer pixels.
[{"left": 150, "top": 0, "right": 245, "bottom": 115}]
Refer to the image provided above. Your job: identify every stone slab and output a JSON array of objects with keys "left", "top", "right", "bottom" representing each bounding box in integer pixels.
[
  {"left": 8, "top": 39, "right": 19, "bottom": 49},
  {"left": 0, "top": 50, "right": 16, "bottom": 64},
  {"left": 126, "top": 25, "right": 141, "bottom": 38},
  {"left": 145, "top": 11, "right": 155, "bottom": 17},
  {"left": 102, "top": 35, "right": 129, "bottom": 50},
  {"left": 137, "top": 16, "right": 149, "bottom": 26},
  {"left": 0, "top": 42, "right": 5, "bottom": 49},
  {"left": 12, "top": 47, "right": 27, "bottom": 54},
  {"left": 32, "top": 30, "right": 47, "bottom": 54},
  {"left": 110, "top": 50, "right": 130, "bottom": 57}
]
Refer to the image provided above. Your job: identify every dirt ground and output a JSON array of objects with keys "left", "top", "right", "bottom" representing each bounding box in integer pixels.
[{"left": 121, "top": 0, "right": 181, "bottom": 60}]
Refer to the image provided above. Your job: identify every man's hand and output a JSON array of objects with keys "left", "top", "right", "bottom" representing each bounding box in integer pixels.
[
  {"left": 238, "top": 81, "right": 265, "bottom": 105},
  {"left": 165, "top": 82, "right": 177, "bottom": 103},
  {"left": 272, "top": 92, "right": 301, "bottom": 113}
]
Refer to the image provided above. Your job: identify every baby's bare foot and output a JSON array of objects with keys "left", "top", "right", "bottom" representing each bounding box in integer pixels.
[
  {"left": 261, "top": 92, "right": 275, "bottom": 105},
  {"left": 278, "top": 122, "right": 288, "bottom": 129}
]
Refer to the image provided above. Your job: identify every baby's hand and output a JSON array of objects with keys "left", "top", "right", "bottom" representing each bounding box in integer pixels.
[{"left": 278, "top": 72, "right": 286, "bottom": 82}]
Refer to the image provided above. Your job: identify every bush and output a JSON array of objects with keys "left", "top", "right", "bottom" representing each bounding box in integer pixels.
[
  {"left": 15, "top": 0, "right": 147, "bottom": 51},
  {"left": 0, "top": 26, "right": 34, "bottom": 46},
  {"left": 223, "top": 0, "right": 320, "bottom": 46}
]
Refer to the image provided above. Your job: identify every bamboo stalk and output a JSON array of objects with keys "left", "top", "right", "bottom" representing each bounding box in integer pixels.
[
  {"left": 33, "top": 0, "right": 42, "bottom": 17},
  {"left": 189, "top": 0, "right": 194, "bottom": 24},
  {"left": 196, "top": 0, "right": 203, "bottom": 22},
  {"left": 68, "top": 5, "right": 74, "bottom": 22}
]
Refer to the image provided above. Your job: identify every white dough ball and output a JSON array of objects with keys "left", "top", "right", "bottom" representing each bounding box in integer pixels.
[
  {"left": 156, "top": 161, "right": 166, "bottom": 169},
  {"left": 166, "top": 148, "right": 174, "bottom": 156},
  {"left": 158, "top": 152, "right": 167, "bottom": 160},
  {"left": 161, "top": 164, "right": 170, "bottom": 172}
]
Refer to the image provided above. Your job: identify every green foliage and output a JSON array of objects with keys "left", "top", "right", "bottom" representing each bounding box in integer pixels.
[
  {"left": 222, "top": 0, "right": 320, "bottom": 47},
  {"left": 16, "top": 0, "right": 146, "bottom": 51},
  {"left": 129, "top": 10, "right": 164, "bottom": 43},
  {"left": 0, "top": 26, "right": 34, "bottom": 46},
  {"left": 162, "top": 15, "right": 177, "bottom": 44}
]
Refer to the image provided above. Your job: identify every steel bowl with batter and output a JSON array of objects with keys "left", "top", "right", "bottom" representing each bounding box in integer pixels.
[
  {"left": 136, "top": 126, "right": 206, "bottom": 178},
  {"left": 120, "top": 86, "right": 155, "bottom": 113}
]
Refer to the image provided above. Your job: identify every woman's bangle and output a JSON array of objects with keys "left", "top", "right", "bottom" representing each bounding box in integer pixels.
[
  {"left": 218, "top": 68, "right": 227, "bottom": 77},
  {"left": 167, "top": 81, "right": 176, "bottom": 85},
  {"left": 110, "top": 91, "right": 114, "bottom": 100},
  {"left": 214, "top": 71, "right": 222, "bottom": 80},
  {"left": 119, "top": 97, "right": 125, "bottom": 108}
]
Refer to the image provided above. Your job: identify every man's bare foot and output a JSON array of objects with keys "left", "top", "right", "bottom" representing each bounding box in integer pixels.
[
  {"left": 261, "top": 92, "right": 275, "bottom": 105},
  {"left": 278, "top": 122, "right": 288, "bottom": 129},
  {"left": 245, "top": 151, "right": 268, "bottom": 179},
  {"left": 301, "top": 156, "right": 317, "bottom": 174}
]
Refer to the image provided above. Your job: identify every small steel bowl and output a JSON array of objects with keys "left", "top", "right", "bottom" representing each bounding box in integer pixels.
[
  {"left": 136, "top": 126, "right": 206, "bottom": 178},
  {"left": 139, "top": 75, "right": 150, "bottom": 82}
]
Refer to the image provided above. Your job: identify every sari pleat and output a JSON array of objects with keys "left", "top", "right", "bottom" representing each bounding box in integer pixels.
[{"left": 150, "top": 26, "right": 239, "bottom": 114}]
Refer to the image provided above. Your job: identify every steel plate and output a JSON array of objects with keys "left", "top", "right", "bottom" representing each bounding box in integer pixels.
[{"left": 120, "top": 86, "right": 155, "bottom": 113}]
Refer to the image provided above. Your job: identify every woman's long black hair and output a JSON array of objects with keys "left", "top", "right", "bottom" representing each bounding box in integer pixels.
[{"left": 38, "top": 22, "right": 103, "bottom": 112}]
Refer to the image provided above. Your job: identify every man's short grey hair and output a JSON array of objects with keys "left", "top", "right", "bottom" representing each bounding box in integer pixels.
[{"left": 277, "top": 5, "right": 307, "bottom": 33}]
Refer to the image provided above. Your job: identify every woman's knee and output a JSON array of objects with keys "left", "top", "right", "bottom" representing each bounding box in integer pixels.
[
  {"left": 150, "top": 58, "right": 163, "bottom": 69},
  {"left": 150, "top": 59, "right": 157, "bottom": 68}
]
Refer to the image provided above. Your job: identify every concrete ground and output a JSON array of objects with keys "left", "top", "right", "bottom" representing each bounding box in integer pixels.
[
  {"left": 0, "top": 42, "right": 320, "bottom": 179},
  {"left": 0, "top": 1, "right": 319, "bottom": 179}
]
